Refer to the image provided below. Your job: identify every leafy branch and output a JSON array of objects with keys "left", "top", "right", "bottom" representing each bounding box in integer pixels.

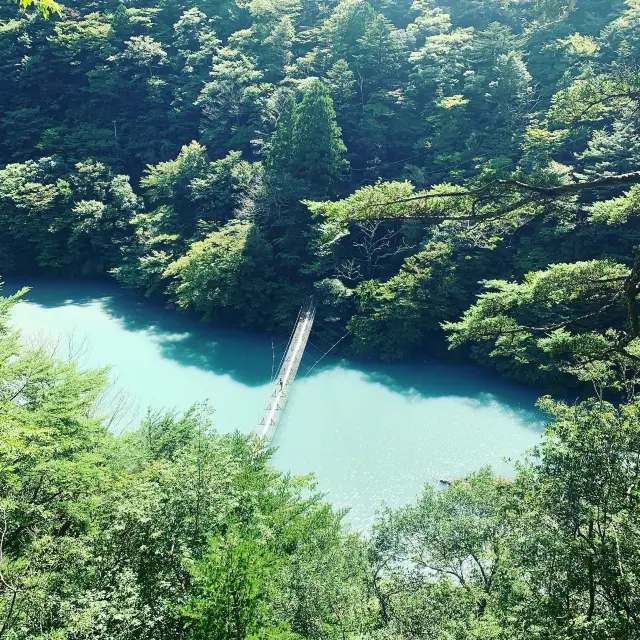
[{"left": 367, "top": 171, "right": 640, "bottom": 215}]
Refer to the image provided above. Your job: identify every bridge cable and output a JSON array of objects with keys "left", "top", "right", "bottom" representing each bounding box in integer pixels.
[
  {"left": 302, "top": 333, "right": 349, "bottom": 379},
  {"left": 312, "top": 319, "right": 344, "bottom": 341},
  {"left": 310, "top": 329, "right": 337, "bottom": 348},
  {"left": 270, "top": 338, "right": 275, "bottom": 383},
  {"left": 305, "top": 339, "right": 327, "bottom": 355},
  {"left": 298, "top": 361, "right": 313, "bottom": 374}
]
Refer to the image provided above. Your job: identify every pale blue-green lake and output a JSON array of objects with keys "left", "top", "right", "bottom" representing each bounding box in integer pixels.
[{"left": 6, "top": 278, "right": 545, "bottom": 528}]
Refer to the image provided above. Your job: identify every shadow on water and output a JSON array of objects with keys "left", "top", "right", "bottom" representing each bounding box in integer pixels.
[
  {"left": 356, "top": 360, "right": 545, "bottom": 428},
  {"left": 4, "top": 277, "right": 546, "bottom": 426},
  {"left": 5, "top": 277, "right": 278, "bottom": 387},
  {"left": 297, "top": 353, "right": 546, "bottom": 431}
]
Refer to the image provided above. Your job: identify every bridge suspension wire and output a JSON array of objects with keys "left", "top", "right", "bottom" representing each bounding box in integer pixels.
[
  {"left": 313, "top": 319, "right": 345, "bottom": 341},
  {"left": 270, "top": 338, "right": 275, "bottom": 383},
  {"left": 255, "top": 297, "right": 316, "bottom": 444},
  {"left": 302, "top": 332, "right": 349, "bottom": 379},
  {"left": 309, "top": 329, "right": 336, "bottom": 348},
  {"left": 305, "top": 339, "right": 327, "bottom": 355}
]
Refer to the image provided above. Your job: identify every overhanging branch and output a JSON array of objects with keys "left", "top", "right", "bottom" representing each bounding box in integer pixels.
[{"left": 367, "top": 171, "right": 640, "bottom": 212}]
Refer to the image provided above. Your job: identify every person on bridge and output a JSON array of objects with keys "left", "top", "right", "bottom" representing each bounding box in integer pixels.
[{"left": 278, "top": 378, "right": 283, "bottom": 393}]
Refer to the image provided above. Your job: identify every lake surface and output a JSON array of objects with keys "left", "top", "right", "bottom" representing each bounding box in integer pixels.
[{"left": 5, "top": 278, "right": 545, "bottom": 528}]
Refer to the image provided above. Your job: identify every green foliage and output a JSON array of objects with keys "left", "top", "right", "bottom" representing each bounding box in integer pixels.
[
  {"left": 306, "top": 180, "right": 473, "bottom": 225},
  {"left": 114, "top": 143, "right": 260, "bottom": 299},
  {"left": 4, "top": 0, "right": 640, "bottom": 636},
  {"left": 510, "top": 396, "right": 640, "bottom": 637},
  {"left": 267, "top": 80, "right": 347, "bottom": 198},
  {"left": 370, "top": 468, "right": 513, "bottom": 635},
  {"left": 264, "top": 94, "right": 297, "bottom": 176},
  {"left": 444, "top": 260, "right": 632, "bottom": 383},
  {"left": 368, "top": 395, "right": 640, "bottom": 638},
  {"left": 185, "top": 522, "right": 284, "bottom": 639},
  {"left": 2, "top": 0, "right": 638, "bottom": 378},
  {"left": 0, "top": 286, "right": 370, "bottom": 639},
  {"left": 290, "top": 80, "right": 347, "bottom": 196},
  {"left": 9, "top": 0, "right": 60, "bottom": 17},
  {"left": 0, "top": 158, "right": 140, "bottom": 275},
  {"left": 196, "top": 46, "right": 270, "bottom": 154},
  {"left": 549, "top": 70, "right": 640, "bottom": 124},
  {"left": 348, "top": 241, "right": 463, "bottom": 360},
  {"left": 164, "top": 220, "right": 276, "bottom": 325},
  {"left": 587, "top": 185, "right": 640, "bottom": 224}
]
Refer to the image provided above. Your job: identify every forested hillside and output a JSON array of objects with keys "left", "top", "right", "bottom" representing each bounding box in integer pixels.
[{"left": 1, "top": 0, "right": 639, "bottom": 387}]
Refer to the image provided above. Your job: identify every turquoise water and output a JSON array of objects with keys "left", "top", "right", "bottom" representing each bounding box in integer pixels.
[{"left": 6, "top": 279, "right": 545, "bottom": 528}]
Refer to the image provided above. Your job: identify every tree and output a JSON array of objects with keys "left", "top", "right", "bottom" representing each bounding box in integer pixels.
[
  {"left": 368, "top": 396, "right": 640, "bottom": 638},
  {"left": 0, "top": 285, "right": 111, "bottom": 636},
  {"left": 370, "top": 469, "right": 514, "bottom": 637},
  {"left": 290, "top": 79, "right": 348, "bottom": 197},
  {"left": 163, "top": 220, "right": 276, "bottom": 326},
  {"left": 140, "top": 141, "right": 249, "bottom": 236},
  {"left": 354, "top": 13, "right": 407, "bottom": 95},
  {"left": 320, "top": 0, "right": 377, "bottom": 63},
  {"left": 444, "top": 256, "right": 640, "bottom": 387},
  {"left": 0, "top": 283, "right": 370, "bottom": 638},
  {"left": 347, "top": 241, "right": 463, "bottom": 360},
  {"left": 264, "top": 93, "right": 297, "bottom": 177},
  {"left": 326, "top": 58, "right": 357, "bottom": 126},
  {"left": 229, "top": 0, "right": 296, "bottom": 83},
  {"left": 509, "top": 396, "right": 640, "bottom": 637},
  {"left": 262, "top": 81, "right": 347, "bottom": 269},
  {"left": 0, "top": 158, "right": 140, "bottom": 275},
  {"left": 196, "top": 47, "right": 270, "bottom": 155},
  {"left": 185, "top": 522, "right": 284, "bottom": 640},
  {"left": 114, "top": 142, "right": 259, "bottom": 297}
]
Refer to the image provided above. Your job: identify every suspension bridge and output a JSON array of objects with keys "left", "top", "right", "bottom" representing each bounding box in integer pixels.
[{"left": 255, "top": 297, "right": 317, "bottom": 443}]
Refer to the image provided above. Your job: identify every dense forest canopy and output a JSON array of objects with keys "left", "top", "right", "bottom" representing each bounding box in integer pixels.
[
  {"left": 0, "top": 0, "right": 639, "bottom": 389},
  {"left": 2, "top": 0, "right": 640, "bottom": 636}
]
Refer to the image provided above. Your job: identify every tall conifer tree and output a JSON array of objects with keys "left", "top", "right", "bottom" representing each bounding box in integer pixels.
[{"left": 291, "top": 79, "right": 347, "bottom": 197}]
